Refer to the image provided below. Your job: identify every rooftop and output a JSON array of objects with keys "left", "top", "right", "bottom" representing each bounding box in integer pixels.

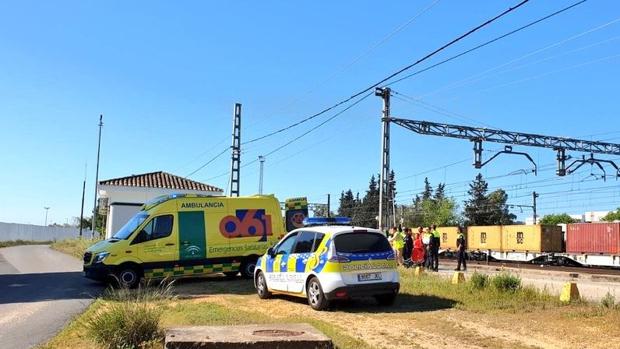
[{"left": 99, "top": 171, "right": 223, "bottom": 193}]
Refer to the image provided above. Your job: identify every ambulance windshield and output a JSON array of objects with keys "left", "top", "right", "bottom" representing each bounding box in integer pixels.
[{"left": 112, "top": 212, "right": 149, "bottom": 240}]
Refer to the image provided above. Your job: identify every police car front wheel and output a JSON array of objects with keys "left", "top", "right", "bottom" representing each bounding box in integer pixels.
[
  {"left": 256, "top": 271, "right": 271, "bottom": 299},
  {"left": 307, "top": 277, "right": 329, "bottom": 311}
]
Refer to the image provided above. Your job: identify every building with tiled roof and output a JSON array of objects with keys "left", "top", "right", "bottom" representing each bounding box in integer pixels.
[{"left": 98, "top": 171, "right": 223, "bottom": 238}]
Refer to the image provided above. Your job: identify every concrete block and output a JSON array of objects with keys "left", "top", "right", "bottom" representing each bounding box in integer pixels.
[
  {"left": 560, "top": 282, "right": 580, "bottom": 303},
  {"left": 165, "top": 323, "right": 334, "bottom": 349},
  {"left": 451, "top": 271, "right": 465, "bottom": 284}
]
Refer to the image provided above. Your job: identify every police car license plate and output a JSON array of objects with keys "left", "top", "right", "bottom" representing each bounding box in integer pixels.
[{"left": 358, "top": 272, "right": 382, "bottom": 282}]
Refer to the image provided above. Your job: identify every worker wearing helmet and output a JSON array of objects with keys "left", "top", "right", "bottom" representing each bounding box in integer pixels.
[{"left": 455, "top": 226, "right": 467, "bottom": 271}]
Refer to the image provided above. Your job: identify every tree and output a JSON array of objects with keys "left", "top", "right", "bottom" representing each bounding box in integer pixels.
[
  {"left": 337, "top": 190, "right": 356, "bottom": 218},
  {"left": 602, "top": 208, "right": 620, "bottom": 222},
  {"left": 352, "top": 175, "right": 379, "bottom": 228},
  {"left": 464, "top": 174, "right": 490, "bottom": 226},
  {"left": 540, "top": 213, "right": 577, "bottom": 225},
  {"left": 487, "top": 189, "right": 516, "bottom": 225},
  {"left": 464, "top": 174, "right": 515, "bottom": 226},
  {"left": 403, "top": 179, "right": 459, "bottom": 228},
  {"left": 422, "top": 177, "right": 433, "bottom": 200}
]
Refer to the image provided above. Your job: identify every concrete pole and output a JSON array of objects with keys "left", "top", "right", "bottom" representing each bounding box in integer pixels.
[
  {"left": 91, "top": 115, "right": 103, "bottom": 237},
  {"left": 376, "top": 87, "right": 391, "bottom": 231}
]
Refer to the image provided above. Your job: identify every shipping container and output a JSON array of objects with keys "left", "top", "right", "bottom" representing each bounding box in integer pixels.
[
  {"left": 467, "top": 225, "right": 502, "bottom": 251},
  {"left": 567, "top": 223, "right": 620, "bottom": 255},
  {"left": 502, "top": 225, "right": 563, "bottom": 252},
  {"left": 437, "top": 226, "right": 462, "bottom": 251}
]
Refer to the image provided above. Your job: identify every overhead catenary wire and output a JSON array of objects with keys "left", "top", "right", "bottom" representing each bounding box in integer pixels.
[
  {"left": 241, "top": 0, "right": 532, "bottom": 147},
  {"left": 386, "top": 0, "right": 588, "bottom": 87}
]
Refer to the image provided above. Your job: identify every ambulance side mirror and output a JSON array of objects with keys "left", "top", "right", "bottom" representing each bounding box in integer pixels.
[{"left": 132, "top": 230, "right": 148, "bottom": 244}]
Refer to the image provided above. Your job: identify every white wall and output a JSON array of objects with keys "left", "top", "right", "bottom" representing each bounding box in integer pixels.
[
  {"left": 0, "top": 222, "right": 93, "bottom": 241},
  {"left": 106, "top": 204, "right": 142, "bottom": 238}
]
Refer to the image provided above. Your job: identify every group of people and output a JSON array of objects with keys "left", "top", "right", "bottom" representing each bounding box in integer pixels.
[{"left": 387, "top": 225, "right": 467, "bottom": 272}]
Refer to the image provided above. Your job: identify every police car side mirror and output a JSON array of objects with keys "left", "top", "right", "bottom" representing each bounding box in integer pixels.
[{"left": 267, "top": 247, "right": 275, "bottom": 257}]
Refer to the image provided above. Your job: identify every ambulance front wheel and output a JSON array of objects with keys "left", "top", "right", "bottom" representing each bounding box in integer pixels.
[
  {"left": 256, "top": 271, "right": 271, "bottom": 299},
  {"left": 307, "top": 277, "right": 329, "bottom": 311},
  {"left": 116, "top": 265, "right": 140, "bottom": 289}
]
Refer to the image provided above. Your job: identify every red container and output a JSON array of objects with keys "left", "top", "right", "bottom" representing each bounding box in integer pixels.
[{"left": 566, "top": 223, "right": 620, "bottom": 255}]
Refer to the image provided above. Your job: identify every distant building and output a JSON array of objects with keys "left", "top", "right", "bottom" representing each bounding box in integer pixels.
[
  {"left": 525, "top": 211, "right": 608, "bottom": 225},
  {"left": 98, "top": 171, "right": 223, "bottom": 238}
]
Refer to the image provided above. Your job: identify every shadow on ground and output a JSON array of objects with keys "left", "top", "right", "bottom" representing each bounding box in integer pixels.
[
  {"left": 264, "top": 293, "right": 458, "bottom": 313},
  {"left": 0, "top": 272, "right": 103, "bottom": 304}
]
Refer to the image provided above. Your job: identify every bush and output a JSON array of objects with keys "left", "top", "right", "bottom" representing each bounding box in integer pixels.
[
  {"left": 86, "top": 280, "right": 174, "bottom": 349},
  {"left": 600, "top": 292, "right": 617, "bottom": 309},
  {"left": 491, "top": 273, "right": 521, "bottom": 292},
  {"left": 469, "top": 272, "right": 490, "bottom": 290}
]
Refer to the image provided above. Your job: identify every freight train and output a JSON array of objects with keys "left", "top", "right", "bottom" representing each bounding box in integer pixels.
[{"left": 438, "top": 223, "right": 620, "bottom": 268}]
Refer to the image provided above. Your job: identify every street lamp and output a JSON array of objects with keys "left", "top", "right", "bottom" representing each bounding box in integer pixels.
[{"left": 44, "top": 207, "right": 50, "bottom": 226}]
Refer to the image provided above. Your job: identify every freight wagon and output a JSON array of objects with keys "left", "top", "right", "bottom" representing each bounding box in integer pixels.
[{"left": 437, "top": 223, "right": 620, "bottom": 268}]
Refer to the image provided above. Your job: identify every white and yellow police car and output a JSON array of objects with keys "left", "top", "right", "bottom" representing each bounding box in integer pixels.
[{"left": 254, "top": 217, "right": 400, "bottom": 310}]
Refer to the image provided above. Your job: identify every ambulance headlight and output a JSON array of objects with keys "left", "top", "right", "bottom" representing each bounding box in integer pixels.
[{"left": 93, "top": 252, "right": 110, "bottom": 264}]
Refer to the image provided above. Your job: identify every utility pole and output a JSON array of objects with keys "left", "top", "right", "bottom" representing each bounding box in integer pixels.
[
  {"left": 79, "top": 163, "right": 87, "bottom": 237},
  {"left": 44, "top": 207, "right": 50, "bottom": 226},
  {"left": 375, "top": 87, "right": 391, "bottom": 231},
  {"left": 391, "top": 181, "right": 397, "bottom": 227},
  {"left": 258, "top": 155, "right": 265, "bottom": 195},
  {"left": 327, "top": 194, "right": 331, "bottom": 218},
  {"left": 532, "top": 191, "right": 539, "bottom": 224},
  {"left": 229, "top": 103, "right": 242, "bottom": 197},
  {"left": 91, "top": 115, "right": 103, "bottom": 237}
]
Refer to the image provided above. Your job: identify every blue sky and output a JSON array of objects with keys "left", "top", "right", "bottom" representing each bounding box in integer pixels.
[{"left": 1, "top": 0, "right": 619, "bottom": 225}]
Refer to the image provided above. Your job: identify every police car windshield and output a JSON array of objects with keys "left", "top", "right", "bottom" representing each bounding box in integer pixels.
[
  {"left": 334, "top": 232, "right": 391, "bottom": 254},
  {"left": 112, "top": 212, "right": 149, "bottom": 240}
]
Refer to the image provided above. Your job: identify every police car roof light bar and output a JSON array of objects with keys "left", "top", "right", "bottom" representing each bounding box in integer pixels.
[{"left": 303, "top": 217, "right": 352, "bottom": 227}]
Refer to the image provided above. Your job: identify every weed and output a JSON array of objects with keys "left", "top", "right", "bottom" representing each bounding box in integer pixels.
[
  {"left": 491, "top": 273, "right": 521, "bottom": 292},
  {"left": 85, "top": 280, "right": 175, "bottom": 349},
  {"left": 0, "top": 240, "right": 53, "bottom": 248},
  {"left": 51, "top": 238, "right": 101, "bottom": 259},
  {"left": 469, "top": 271, "right": 489, "bottom": 290},
  {"left": 600, "top": 292, "right": 617, "bottom": 309}
]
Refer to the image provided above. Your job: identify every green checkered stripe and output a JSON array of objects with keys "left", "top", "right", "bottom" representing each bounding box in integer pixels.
[{"left": 144, "top": 262, "right": 241, "bottom": 279}]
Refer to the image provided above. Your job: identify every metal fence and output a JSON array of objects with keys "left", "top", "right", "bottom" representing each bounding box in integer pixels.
[{"left": 0, "top": 222, "right": 93, "bottom": 241}]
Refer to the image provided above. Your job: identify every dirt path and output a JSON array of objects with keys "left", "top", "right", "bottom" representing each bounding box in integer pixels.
[{"left": 173, "top": 278, "right": 620, "bottom": 349}]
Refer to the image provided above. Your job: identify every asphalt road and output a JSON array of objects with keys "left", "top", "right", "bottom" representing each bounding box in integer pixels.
[{"left": 0, "top": 245, "right": 103, "bottom": 349}]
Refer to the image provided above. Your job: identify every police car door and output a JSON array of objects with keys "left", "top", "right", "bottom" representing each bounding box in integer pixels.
[
  {"left": 288, "top": 230, "right": 325, "bottom": 293},
  {"left": 268, "top": 232, "right": 298, "bottom": 292}
]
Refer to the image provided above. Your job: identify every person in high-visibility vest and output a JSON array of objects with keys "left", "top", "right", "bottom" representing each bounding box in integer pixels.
[
  {"left": 455, "top": 226, "right": 467, "bottom": 271},
  {"left": 388, "top": 226, "right": 405, "bottom": 266},
  {"left": 430, "top": 224, "right": 441, "bottom": 272},
  {"left": 422, "top": 227, "right": 433, "bottom": 269}
]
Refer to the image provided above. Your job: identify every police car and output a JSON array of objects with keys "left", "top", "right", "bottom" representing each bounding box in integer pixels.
[{"left": 254, "top": 217, "right": 400, "bottom": 310}]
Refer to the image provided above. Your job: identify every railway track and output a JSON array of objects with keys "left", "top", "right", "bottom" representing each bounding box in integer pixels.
[{"left": 440, "top": 257, "right": 620, "bottom": 276}]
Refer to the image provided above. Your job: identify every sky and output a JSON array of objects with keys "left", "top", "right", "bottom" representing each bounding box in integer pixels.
[{"left": 1, "top": 0, "right": 619, "bottom": 226}]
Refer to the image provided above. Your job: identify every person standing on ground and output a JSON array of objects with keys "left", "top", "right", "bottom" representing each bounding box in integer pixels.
[
  {"left": 413, "top": 228, "right": 425, "bottom": 266},
  {"left": 388, "top": 226, "right": 405, "bottom": 266},
  {"left": 455, "top": 226, "right": 467, "bottom": 271},
  {"left": 431, "top": 224, "right": 441, "bottom": 272},
  {"left": 423, "top": 227, "right": 432, "bottom": 269},
  {"left": 403, "top": 228, "right": 413, "bottom": 263}
]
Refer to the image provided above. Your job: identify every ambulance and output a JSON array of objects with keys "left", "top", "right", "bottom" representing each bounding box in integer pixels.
[
  {"left": 83, "top": 194, "right": 287, "bottom": 288},
  {"left": 254, "top": 217, "right": 400, "bottom": 310}
]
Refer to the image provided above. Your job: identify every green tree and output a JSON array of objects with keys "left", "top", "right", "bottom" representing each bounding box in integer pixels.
[
  {"left": 487, "top": 189, "right": 516, "bottom": 225},
  {"left": 602, "top": 208, "right": 620, "bottom": 222},
  {"left": 422, "top": 177, "right": 433, "bottom": 200},
  {"left": 539, "top": 213, "right": 577, "bottom": 225},
  {"left": 464, "top": 174, "right": 491, "bottom": 226},
  {"left": 337, "top": 190, "right": 356, "bottom": 218},
  {"left": 464, "top": 174, "right": 515, "bottom": 226},
  {"left": 352, "top": 175, "right": 379, "bottom": 228}
]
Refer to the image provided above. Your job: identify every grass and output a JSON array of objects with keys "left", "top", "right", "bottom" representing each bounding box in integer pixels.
[
  {"left": 0, "top": 240, "right": 53, "bottom": 248},
  {"left": 51, "top": 238, "right": 101, "bottom": 259},
  {"left": 400, "top": 268, "right": 560, "bottom": 313},
  {"left": 40, "top": 268, "right": 618, "bottom": 349}
]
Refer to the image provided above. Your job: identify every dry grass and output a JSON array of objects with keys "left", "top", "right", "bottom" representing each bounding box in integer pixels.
[
  {"left": 0, "top": 240, "right": 53, "bottom": 248},
  {"left": 40, "top": 269, "right": 620, "bottom": 349},
  {"left": 50, "top": 238, "right": 100, "bottom": 259}
]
